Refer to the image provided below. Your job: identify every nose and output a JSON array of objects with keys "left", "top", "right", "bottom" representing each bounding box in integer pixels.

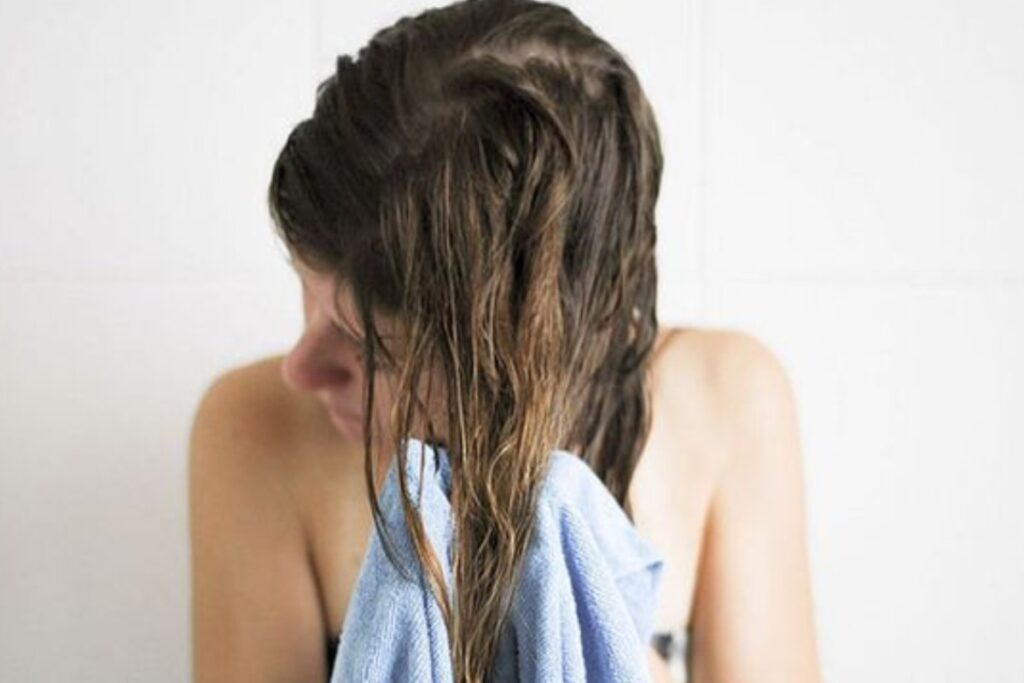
[{"left": 280, "top": 325, "right": 359, "bottom": 395}]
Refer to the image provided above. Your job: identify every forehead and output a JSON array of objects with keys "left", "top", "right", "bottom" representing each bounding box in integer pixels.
[
  {"left": 288, "top": 253, "right": 401, "bottom": 338},
  {"left": 289, "top": 255, "right": 358, "bottom": 314}
]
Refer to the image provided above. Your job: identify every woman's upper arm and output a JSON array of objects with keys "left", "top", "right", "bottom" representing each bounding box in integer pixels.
[
  {"left": 188, "top": 370, "right": 327, "bottom": 683},
  {"left": 689, "top": 333, "right": 823, "bottom": 683}
]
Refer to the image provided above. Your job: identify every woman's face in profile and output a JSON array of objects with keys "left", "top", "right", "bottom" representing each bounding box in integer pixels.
[{"left": 280, "top": 257, "right": 404, "bottom": 445}]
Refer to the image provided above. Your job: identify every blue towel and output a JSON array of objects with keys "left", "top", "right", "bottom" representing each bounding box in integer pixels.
[{"left": 329, "top": 437, "right": 665, "bottom": 682}]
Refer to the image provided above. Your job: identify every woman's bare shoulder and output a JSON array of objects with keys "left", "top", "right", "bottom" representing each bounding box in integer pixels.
[
  {"left": 680, "top": 327, "right": 795, "bottom": 432},
  {"left": 188, "top": 358, "right": 328, "bottom": 682},
  {"left": 189, "top": 356, "right": 339, "bottom": 489},
  {"left": 655, "top": 325, "right": 784, "bottom": 409},
  {"left": 188, "top": 361, "right": 293, "bottom": 516},
  {"left": 197, "top": 355, "right": 323, "bottom": 437},
  {"left": 655, "top": 324, "right": 754, "bottom": 377},
  {"left": 670, "top": 330, "right": 820, "bottom": 681},
  {"left": 651, "top": 325, "right": 789, "bottom": 468},
  {"left": 191, "top": 357, "right": 287, "bottom": 446}
]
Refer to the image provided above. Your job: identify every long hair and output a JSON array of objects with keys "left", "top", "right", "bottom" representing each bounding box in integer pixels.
[{"left": 266, "top": 0, "right": 663, "bottom": 678}]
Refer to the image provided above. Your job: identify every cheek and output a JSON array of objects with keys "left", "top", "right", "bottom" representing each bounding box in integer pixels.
[
  {"left": 367, "top": 373, "right": 398, "bottom": 421},
  {"left": 365, "top": 372, "right": 428, "bottom": 431}
]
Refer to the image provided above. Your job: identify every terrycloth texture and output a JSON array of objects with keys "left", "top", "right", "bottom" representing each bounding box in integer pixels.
[{"left": 329, "top": 437, "right": 665, "bottom": 682}]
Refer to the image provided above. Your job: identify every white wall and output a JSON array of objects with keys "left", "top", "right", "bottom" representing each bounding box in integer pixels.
[
  {"left": 694, "top": 1, "right": 1024, "bottom": 680},
  {"left": 1, "top": 0, "right": 1020, "bottom": 681}
]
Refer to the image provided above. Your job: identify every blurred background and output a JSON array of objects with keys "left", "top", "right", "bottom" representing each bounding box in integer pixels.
[{"left": 1, "top": 0, "right": 1021, "bottom": 680}]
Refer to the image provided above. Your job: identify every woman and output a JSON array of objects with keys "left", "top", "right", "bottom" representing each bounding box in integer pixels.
[{"left": 188, "top": 1, "right": 822, "bottom": 681}]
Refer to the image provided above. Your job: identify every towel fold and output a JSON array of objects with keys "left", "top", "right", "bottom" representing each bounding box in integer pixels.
[{"left": 329, "top": 437, "right": 665, "bottom": 682}]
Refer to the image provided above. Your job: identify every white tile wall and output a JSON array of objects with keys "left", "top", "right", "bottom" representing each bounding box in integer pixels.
[
  {"left": 715, "top": 282, "right": 1024, "bottom": 680},
  {"left": 0, "top": 0, "right": 314, "bottom": 680},
  {"left": 702, "top": 0, "right": 1024, "bottom": 280},
  {"left": 700, "top": 1, "right": 1024, "bottom": 679}
]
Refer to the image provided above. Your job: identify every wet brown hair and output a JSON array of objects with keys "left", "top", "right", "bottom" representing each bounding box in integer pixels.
[{"left": 266, "top": 0, "right": 663, "bottom": 678}]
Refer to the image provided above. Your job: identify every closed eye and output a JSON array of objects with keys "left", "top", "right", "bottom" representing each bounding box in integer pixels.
[
  {"left": 329, "top": 317, "right": 359, "bottom": 342},
  {"left": 328, "top": 321, "right": 399, "bottom": 371}
]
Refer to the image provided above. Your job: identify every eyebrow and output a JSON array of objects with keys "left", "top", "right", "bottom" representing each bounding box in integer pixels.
[{"left": 286, "top": 255, "right": 399, "bottom": 342}]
